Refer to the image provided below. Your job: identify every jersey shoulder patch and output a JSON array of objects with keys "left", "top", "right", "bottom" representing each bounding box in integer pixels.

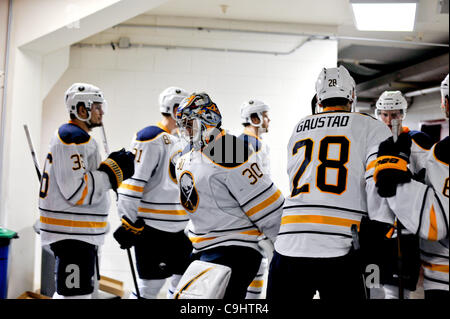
[
  {"left": 434, "top": 136, "right": 449, "bottom": 165},
  {"left": 238, "top": 133, "right": 262, "bottom": 152},
  {"left": 408, "top": 130, "right": 434, "bottom": 150},
  {"left": 136, "top": 125, "right": 165, "bottom": 142},
  {"left": 203, "top": 133, "right": 254, "bottom": 168},
  {"left": 58, "top": 123, "right": 90, "bottom": 145}
]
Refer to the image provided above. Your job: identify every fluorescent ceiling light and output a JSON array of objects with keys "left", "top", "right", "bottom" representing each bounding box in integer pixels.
[{"left": 351, "top": 2, "right": 417, "bottom": 31}]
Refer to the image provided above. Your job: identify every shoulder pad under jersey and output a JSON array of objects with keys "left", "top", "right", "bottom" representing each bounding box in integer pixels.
[
  {"left": 203, "top": 133, "right": 254, "bottom": 168},
  {"left": 434, "top": 136, "right": 449, "bottom": 165},
  {"left": 408, "top": 130, "right": 434, "bottom": 150},
  {"left": 238, "top": 133, "right": 262, "bottom": 152},
  {"left": 357, "top": 112, "right": 378, "bottom": 120},
  {"left": 136, "top": 126, "right": 166, "bottom": 142},
  {"left": 58, "top": 123, "right": 90, "bottom": 145}
]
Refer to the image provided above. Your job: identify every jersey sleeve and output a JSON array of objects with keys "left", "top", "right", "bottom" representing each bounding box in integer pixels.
[
  {"left": 386, "top": 140, "right": 449, "bottom": 240},
  {"left": 51, "top": 142, "right": 111, "bottom": 206},
  {"left": 117, "top": 138, "right": 162, "bottom": 221},
  {"left": 409, "top": 131, "right": 434, "bottom": 177},
  {"left": 225, "top": 155, "right": 285, "bottom": 243},
  {"left": 364, "top": 119, "right": 395, "bottom": 224}
]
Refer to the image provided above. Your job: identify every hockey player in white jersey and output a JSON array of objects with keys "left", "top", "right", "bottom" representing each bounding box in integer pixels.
[
  {"left": 362, "top": 91, "right": 434, "bottom": 299},
  {"left": 114, "top": 86, "right": 193, "bottom": 299},
  {"left": 238, "top": 99, "right": 273, "bottom": 298},
  {"left": 175, "top": 93, "right": 284, "bottom": 299},
  {"left": 374, "top": 74, "right": 449, "bottom": 300},
  {"left": 39, "top": 83, "right": 135, "bottom": 299},
  {"left": 267, "top": 66, "right": 392, "bottom": 300}
]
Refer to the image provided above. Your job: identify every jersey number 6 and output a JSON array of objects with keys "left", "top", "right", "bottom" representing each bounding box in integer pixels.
[{"left": 291, "top": 136, "right": 349, "bottom": 197}]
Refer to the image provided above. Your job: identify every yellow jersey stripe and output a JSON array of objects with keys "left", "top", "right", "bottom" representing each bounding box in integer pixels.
[
  {"left": 249, "top": 280, "right": 264, "bottom": 288},
  {"left": 428, "top": 205, "right": 438, "bottom": 241},
  {"left": 189, "top": 236, "right": 217, "bottom": 243},
  {"left": 423, "top": 262, "right": 449, "bottom": 273},
  {"left": 239, "top": 229, "right": 262, "bottom": 236},
  {"left": 120, "top": 183, "right": 144, "bottom": 192},
  {"left": 246, "top": 189, "right": 282, "bottom": 217},
  {"left": 138, "top": 207, "right": 187, "bottom": 215},
  {"left": 366, "top": 159, "right": 377, "bottom": 171},
  {"left": 76, "top": 174, "right": 89, "bottom": 205},
  {"left": 281, "top": 214, "right": 360, "bottom": 230},
  {"left": 40, "top": 216, "right": 107, "bottom": 228}
]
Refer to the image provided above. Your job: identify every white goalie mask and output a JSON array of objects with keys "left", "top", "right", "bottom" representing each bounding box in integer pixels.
[
  {"left": 240, "top": 99, "right": 270, "bottom": 129},
  {"left": 315, "top": 66, "right": 356, "bottom": 111},
  {"left": 65, "top": 83, "right": 107, "bottom": 124},
  {"left": 375, "top": 91, "right": 407, "bottom": 120},
  {"left": 176, "top": 93, "right": 222, "bottom": 149},
  {"left": 159, "top": 86, "right": 190, "bottom": 120}
]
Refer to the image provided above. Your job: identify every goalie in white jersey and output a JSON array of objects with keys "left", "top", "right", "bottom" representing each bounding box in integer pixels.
[
  {"left": 115, "top": 87, "right": 193, "bottom": 299},
  {"left": 39, "top": 83, "right": 135, "bottom": 299},
  {"left": 373, "top": 74, "right": 449, "bottom": 300},
  {"left": 267, "top": 66, "right": 392, "bottom": 300},
  {"left": 175, "top": 93, "right": 284, "bottom": 299},
  {"left": 238, "top": 99, "right": 273, "bottom": 298}
]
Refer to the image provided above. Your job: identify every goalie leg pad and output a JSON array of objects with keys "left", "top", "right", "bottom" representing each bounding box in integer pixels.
[{"left": 173, "top": 260, "right": 232, "bottom": 299}]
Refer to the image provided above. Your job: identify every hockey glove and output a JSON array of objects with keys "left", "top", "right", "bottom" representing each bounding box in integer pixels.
[
  {"left": 98, "top": 148, "right": 135, "bottom": 190},
  {"left": 113, "top": 216, "right": 145, "bottom": 249},
  {"left": 374, "top": 133, "right": 412, "bottom": 198}
]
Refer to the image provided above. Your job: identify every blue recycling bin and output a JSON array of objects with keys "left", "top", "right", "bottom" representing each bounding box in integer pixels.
[{"left": 0, "top": 227, "right": 18, "bottom": 299}]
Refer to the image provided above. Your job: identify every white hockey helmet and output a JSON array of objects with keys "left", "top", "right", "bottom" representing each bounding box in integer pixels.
[
  {"left": 159, "top": 86, "right": 189, "bottom": 120},
  {"left": 315, "top": 65, "right": 356, "bottom": 108},
  {"left": 64, "top": 83, "right": 107, "bottom": 123},
  {"left": 375, "top": 91, "right": 407, "bottom": 120},
  {"left": 240, "top": 99, "right": 270, "bottom": 128},
  {"left": 441, "top": 74, "right": 449, "bottom": 118}
]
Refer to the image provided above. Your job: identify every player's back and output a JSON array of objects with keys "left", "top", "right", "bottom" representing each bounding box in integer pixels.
[{"left": 275, "top": 111, "right": 391, "bottom": 258}]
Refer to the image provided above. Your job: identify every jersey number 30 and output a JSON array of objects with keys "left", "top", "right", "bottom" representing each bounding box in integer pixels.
[{"left": 291, "top": 136, "right": 349, "bottom": 197}]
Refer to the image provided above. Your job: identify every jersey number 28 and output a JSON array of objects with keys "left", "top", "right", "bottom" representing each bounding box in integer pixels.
[{"left": 291, "top": 136, "right": 349, "bottom": 197}]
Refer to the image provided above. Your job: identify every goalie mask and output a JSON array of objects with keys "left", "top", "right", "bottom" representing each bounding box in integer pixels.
[
  {"left": 240, "top": 99, "right": 270, "bottom": 130},
  {"left": 159, "top": 86, "right": 190, "bottom": 120},
  {"left": 65, "top": 83, "right": 107, "bottom": 124},
  {"left": 375, "top": 91, "right": 407, "bottom": 120},
  {"left": 315, "top": 66, "right": 356, "bottom": 112},
  {"left": 176, "top": 93, "right": 222, "bottom": 149}
]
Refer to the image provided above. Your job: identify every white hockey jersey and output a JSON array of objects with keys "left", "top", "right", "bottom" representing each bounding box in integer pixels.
[
  {"left": 238, "top": 130, "right": 271, "bottom": 177},
  {"left": 39, "top": 121, "right": 112, "bottom": 246},
  {"left": 275, "top": 111, "right": 392, "bottom": 258},
  {"left": 386, "top": 136, "right": 449, "bottom": 291},
  {"left": 117, "top": 122, "right": 188, "bottom": 232},
  {"left": 175, "top": 131, "right": 284, "bottom": 254},
  {"left": 405, "top": 127, "right": 435, "bottom": 179}
]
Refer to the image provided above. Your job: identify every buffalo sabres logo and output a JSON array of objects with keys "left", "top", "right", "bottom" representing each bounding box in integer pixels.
[{"left": 179, "top": 171, "right": 199, "bottom": 213}]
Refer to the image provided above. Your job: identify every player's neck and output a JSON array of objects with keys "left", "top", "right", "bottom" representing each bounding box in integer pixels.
[
  {"left": 70, "top": 119, "right": 90, "bottom": 133},
  {"left": 160, "top": 116, "right": 176, "bottom": 133},
  {"left": 244, "top": 126, "right": 259, "bottom": 138}
]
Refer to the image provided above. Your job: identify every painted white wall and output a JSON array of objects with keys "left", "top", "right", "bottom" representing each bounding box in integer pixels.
[
  {"left": 0, "top": 0, "right": 171, "bottom": 298},
  {"left": 40, "top": 39, "right": 338, "bottom": 294}
]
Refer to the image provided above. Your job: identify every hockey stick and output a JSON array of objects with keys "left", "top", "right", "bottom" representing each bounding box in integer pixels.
[
  {"left": 390, "top": 119, "right": 404, "bottom": 299},
  {"left": 351, "top": 224, "right": 368, "bottom": 299},
  {"left": 100, "top": 124, "right": 111, "bottom": 155},
  {"left": 23, "top": 124, "right": 42, "bottom": 181},
  {"left": 100, "top": 123, "right": 141, "bottom": 299}
]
